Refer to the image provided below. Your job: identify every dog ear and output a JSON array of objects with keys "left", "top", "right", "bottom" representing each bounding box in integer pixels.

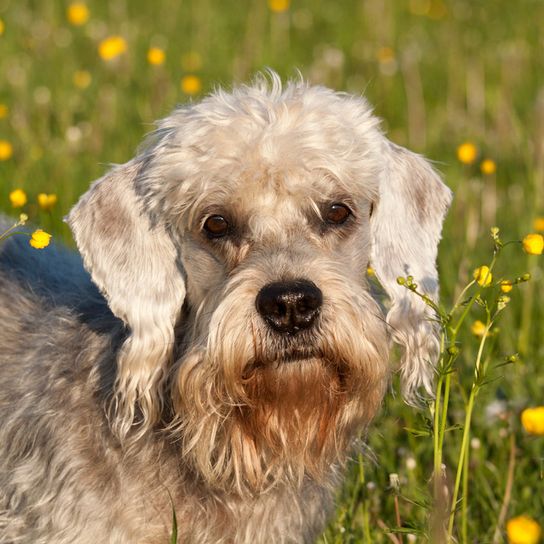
[
  {"left": 67, "top": 158, "right": 186, "bottom": 439},
  {"left": 370, "top": 141, "right": 452, "bottom": 402}
]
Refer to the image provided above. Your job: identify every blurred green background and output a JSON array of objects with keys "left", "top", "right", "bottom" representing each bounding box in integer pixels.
[{"left": 0, "top": 1, "right": 543, "bottom": 541}]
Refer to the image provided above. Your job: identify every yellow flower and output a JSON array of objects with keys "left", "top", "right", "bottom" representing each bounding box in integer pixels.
[
  {"left": 0, "top": 103, "right": 8, "bottom": 119},
  {"left": 37, "top": 193, "right": 58, "bottom": 212},
  {"left": 473, "top": 265, "right": 492, "bottom": 287},
  {"left": 0, "top": 139, "right": 13, "bottom": 160},
  {"left": 521, "top": 407, "right": 544, "bottom": 436},
  {"left": 98, "top": 36, "right": 127, "bottom": 61},
  {"left": 73, "top": 70, "right": 92, "bottom": 89},
  {"left": 376, "top": 46, "right": 396, "bottom": 63},
  {"left": 480, "top": 159, "right": 496, "bottom": 175},
  {"left": 67, "top": 3, "right": 89, "bottom": 26},
  {"left": 29, "top": 229, "right": 52, "bottom": 249},
  {"left": 268, "top": 0, "right": 290, "bottom": 12},
  {"left": 147, "top": 47, "right": 165, "bottom": 65},
  {"left": 181, "top": 75, "right": 202, "bottom": 95},
  {"left": 506, "top": 515, "right": 542, "bottom": 544},
  {"left": 457, "top": 142, "right": 478, "bottom": 165},
  {"left": 181, "top": 51, "right": 202, "bottom": 71},
  {"left": 533, "top": 217, "right": 544, "bottom": 232},
  {"left": 500, "top": 280, "right": 513, "bottom": 293},
  {"left": 0, "top": 17, "right": 4, "bottom": 35},
  {"left": 366, "top": 266, "right": 376, "bottom": 277},
  {"left": 470, "top": 320, "right": 487, "bottom": 337},
  {"left": 522, "top": 233, "right": 544, "bottom": 255},
  {"left": 9, "top": 189, "right": 27, "bottom": 208}
]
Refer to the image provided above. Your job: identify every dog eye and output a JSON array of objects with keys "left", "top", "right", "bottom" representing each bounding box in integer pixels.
[
  {"left": 325, "top": 204, "right": 352, "bottom": 225},
  {"left": 203, "top": 215, "right": 229, "bottom": 238}
]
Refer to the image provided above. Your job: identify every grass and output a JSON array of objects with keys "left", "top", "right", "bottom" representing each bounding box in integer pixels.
[{"left": 1, "top": 1, "right": 543, "bottom": 542}]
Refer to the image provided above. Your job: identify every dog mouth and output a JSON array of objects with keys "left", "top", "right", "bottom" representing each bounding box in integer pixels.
[
  {"left": 250, "top": 346, "right": 323, "bottom": 368},
  {"left": 275, "top": 346, "right": 321, "bottom": 363}
]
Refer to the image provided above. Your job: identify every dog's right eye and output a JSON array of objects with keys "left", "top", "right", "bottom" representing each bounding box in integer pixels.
[
  {"left": 203, "top": 215, "right": 229, "bottom": 238},
  {"left": 325, "top": 203, "right": 352, "bottom": 225}
]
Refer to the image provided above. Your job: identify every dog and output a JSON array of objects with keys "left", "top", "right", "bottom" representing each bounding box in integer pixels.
[{"left": 0, "top": 72, "right": 451, "bottom": 543}]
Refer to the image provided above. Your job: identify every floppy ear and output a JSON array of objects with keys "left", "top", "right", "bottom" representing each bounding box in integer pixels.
[
  {"left": 67, "top": 158, "right": 186, "bottom": 439},
  {"left": 370, "top": 141, "right": 452, "bottom": 402}
]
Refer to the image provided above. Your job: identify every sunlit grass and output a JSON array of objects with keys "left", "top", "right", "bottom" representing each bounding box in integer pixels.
[{"left": 1, "top": 1, "right": 543, "bottom": 542}]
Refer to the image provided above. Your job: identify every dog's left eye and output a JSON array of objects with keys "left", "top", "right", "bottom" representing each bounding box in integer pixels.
[
  {"left": 325, "top": 203, "right": 352, "bottom": 225},
  {"left": 203, "top": 215, "right": 229, "bottom": 238}
]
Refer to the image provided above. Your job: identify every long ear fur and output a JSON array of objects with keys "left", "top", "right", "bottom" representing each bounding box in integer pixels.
[
  {"left": 67, "top": 159, "right": 186, "bottom": 439},
  {"left": 371, "top": 141, "right": 452, "bottom": 402}
]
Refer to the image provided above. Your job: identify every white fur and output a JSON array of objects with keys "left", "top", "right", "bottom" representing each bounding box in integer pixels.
[{"left": 0, "top": 72, "right": 450, "bottom": 543}]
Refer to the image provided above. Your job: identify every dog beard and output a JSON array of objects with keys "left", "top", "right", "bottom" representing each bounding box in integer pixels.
[{"left": 171, "top": 297, "right": 388, "bottom": 495}]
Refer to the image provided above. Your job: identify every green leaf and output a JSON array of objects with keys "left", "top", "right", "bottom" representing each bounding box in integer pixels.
[
  {"left": 170, "top": 504, "right": 178, "bottom": 544},
  {"left": 404, "top": 426, "right": 431, "bottom": 437},
  {"left": 445, "top": 424, "right": 464, "bottom": 433}
]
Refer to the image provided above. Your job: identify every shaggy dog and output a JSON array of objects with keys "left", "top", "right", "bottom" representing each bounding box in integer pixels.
[{"left": 0, "top": 73, "right": 451, "bottom": 543}]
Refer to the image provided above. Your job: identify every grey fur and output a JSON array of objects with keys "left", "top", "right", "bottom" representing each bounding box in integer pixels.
[{"left": 0, "top": 73, "right": 450, "bottom": 543}]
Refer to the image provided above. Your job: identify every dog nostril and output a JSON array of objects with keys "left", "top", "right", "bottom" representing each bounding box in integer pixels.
[
  {"left": 256, "top": 280, "right": 323, "bottom": 335},
  {"left": 296, "top": 293, "right": 321, "bottom": 315},
  {"left": 276, "top": 302, "right": 288, "bottom": 318}
]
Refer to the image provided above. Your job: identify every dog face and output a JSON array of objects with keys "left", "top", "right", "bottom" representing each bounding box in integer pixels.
[{"left": 68, "top": 73, "right": 451, "bottom": 494}]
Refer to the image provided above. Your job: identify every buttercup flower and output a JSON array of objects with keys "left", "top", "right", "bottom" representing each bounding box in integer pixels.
[
  {"left": 0, "top": 103, "right": 8, "bottom": 119},
  {"left": 377, "top": 46, "right": 395, "bottom": 63},
  {"left": 67, "top": 3, "right": 89, "bottom": 26},
  {"left": 0, "top": 139, "right": 13, "bottom": 160},
  {"left": 147, "top": 47, "right": 165, "bottom": 65},
  {"left": 473, "top": 265, "right": 492, "bottom": 287},
  {"left": 480, "top": 159, "right": 496, "bottom": 175},
  {"left": 497, "top": 295, "right": 511, "bottom": 311},
  {"left": 533, "top": 217, "right": 544, "bottom": 232},
  {"left": 457, "top": 142, "right": 477, "bottom": 164},
  {"left": 181, "top": 75, "right": 202, "bottom": 95},
  {"left": 522, "top": 233, "right": 544, "bottom": 255},
  {"left": 506, "top": 515, "right": 542, "bottom": 544},
  {"left": 366, "top": 266, "right": 375, "bottom": 276},
  {"left": 29, "top": 229, "right": 52, "bottom": 249},
  {"left": 521, "top": 407, "right": 544, "bottom": 436},
  {"left": 37, "top": 193, "right": 58, "bottom": 212},
  {"left": 268, "top": 0, "right": 290, "bottom": 12},
  {"left": 73, "top": 70, "right": 92, "bottom": 89},
  {"left": 9, "top": 189, "right": 27, "bottom": 208},
  {"left": 98, "top": 36, "right": 127, "bottom": 61},
  {"left": 500, "top": 280, "right": 513, "bottom": 293},
  {"left": 470, "top": 320, "right": 487, "bottom": 337}
]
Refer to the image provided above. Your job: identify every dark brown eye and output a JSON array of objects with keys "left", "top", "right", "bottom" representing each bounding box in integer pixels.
[
  {"left": 325, "top": 203, "right": 351, "bottom": 225},
  {"left": 203, "top": 215, "right": 229, "bottom": 238}
]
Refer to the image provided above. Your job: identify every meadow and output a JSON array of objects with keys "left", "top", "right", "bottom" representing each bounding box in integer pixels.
[{"left": 0, "top": 1, "right": 543, "bottom": 542}]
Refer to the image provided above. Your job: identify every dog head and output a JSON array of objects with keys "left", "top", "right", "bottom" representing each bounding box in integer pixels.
[{"left": 68, "top": 72, "right": 451, "bottom": 493}]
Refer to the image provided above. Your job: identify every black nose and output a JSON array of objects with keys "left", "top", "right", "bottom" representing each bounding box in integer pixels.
[{"left": 256, "top": 280, "right": 323, "bottom": 335}]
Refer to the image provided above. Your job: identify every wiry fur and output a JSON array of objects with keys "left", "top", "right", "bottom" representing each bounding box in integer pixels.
[{"left": 0, "top": 72, "right": 451, "bottom": 543}]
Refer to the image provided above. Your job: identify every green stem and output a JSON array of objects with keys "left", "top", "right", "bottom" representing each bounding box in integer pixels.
[
  {"left": 447, "top": 317, "right": 492, "bottom": 541},
  {"left": 0, "top": 229, "right": 29, "bottom": 243},
  {"left": 438, "top": 371, "right": 452, "bottom": 459},
  {"left": 461, "top": 430, "right": 470, "bottom": 544},
  {"left": 433, "top": 328, "right": 448, "bottom": 495},
  {"left": 433, "top": 377, "right": 443, "bottom": 490},
  {"left": 450, "top": 280, "right": 476, "bottom": 318},
  {"left": 359, "top": 454, "right": 372, "bottom": 543}
]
